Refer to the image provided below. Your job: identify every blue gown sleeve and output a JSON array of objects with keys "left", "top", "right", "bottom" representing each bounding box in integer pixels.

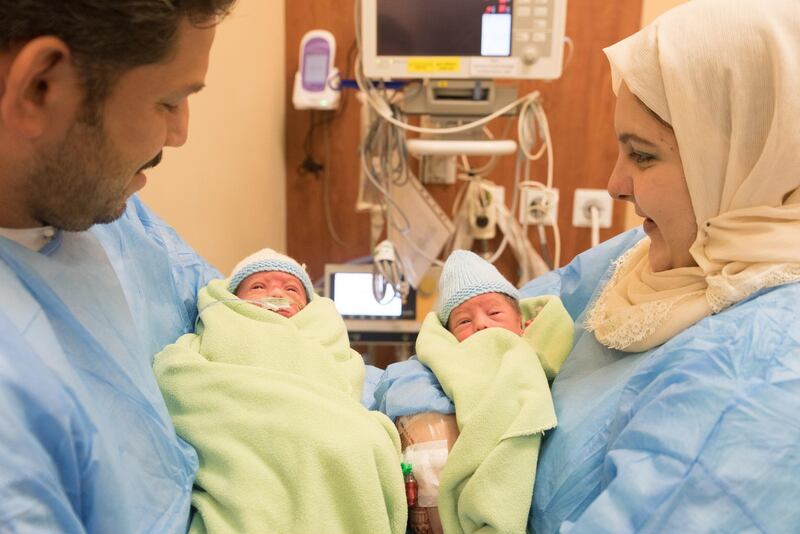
[
  {"left": 128, "top": 195, "right": 222, "bottom": 322},
  {"left": 361, "top": 364, "right": 384, "bottom": 409},
  {"left": 0, "top": 315, "right": 88, "bottom": 532},
  {"left": 561, "top": 293, "right": 800, "bottom": 533},
  {"left": 373, "top": 358, "right": 454, "bottom": 420}
]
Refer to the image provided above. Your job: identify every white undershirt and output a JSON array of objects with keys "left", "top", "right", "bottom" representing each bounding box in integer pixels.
[{"left": 0, "top": 226, "right": 56, "bottom": 251}]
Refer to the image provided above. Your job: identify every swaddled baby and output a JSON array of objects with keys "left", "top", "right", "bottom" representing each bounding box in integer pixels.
[
  {"left": 154, "top": 248, "right": 407, "bottom": 534},
  {"left": 398, "top": 250, "right": 574, "bottom": 534}
]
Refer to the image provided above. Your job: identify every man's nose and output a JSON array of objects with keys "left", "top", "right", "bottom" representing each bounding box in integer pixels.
[{"left": 165, "top": 101, "right": 190, "bottom": 148}]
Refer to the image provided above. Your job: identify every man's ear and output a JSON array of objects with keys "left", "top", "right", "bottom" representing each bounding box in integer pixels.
[{"left": 0, "top": 36, "right": 81, "bottom": 139}]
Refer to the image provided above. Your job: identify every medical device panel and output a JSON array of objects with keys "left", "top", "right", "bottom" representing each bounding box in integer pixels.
[
  {"left": 324, "top": 264, "right": 420, "bottom": 343},
  {"left": 360, "top": 0, "right": 567, "bottom": 80},
  {"left": 293, "top": 29, "right": 340, "bottom": 109}
]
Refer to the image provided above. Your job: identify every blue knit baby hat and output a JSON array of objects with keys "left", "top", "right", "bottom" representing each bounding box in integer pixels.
[
  {"left": 436, "top": 249, "right": 520, "bottom": 325},
  {"left": 227, "top": 248, "right": 315, "bottom": 300}
]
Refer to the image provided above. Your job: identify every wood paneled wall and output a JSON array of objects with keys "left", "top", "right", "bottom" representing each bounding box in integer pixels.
[{"left": 285, "top": 2, "right": 642, "bottom": 284}]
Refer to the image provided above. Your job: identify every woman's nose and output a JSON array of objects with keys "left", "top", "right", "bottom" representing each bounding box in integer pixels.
[{"left": 607, "top": 153, "right": 633, "bottom": 202}]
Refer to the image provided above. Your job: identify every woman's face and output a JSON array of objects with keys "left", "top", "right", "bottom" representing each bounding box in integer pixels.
[{"left": 607, "top": 83, "right": 697, "bottom": 272}]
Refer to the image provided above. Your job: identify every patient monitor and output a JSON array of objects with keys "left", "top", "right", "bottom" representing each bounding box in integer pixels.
[
  {"left": 360, "top": 0, "right": 568, "bottom": 80},
  {"left": 324, "top": 264, "right": 420, "bottom": 344}
]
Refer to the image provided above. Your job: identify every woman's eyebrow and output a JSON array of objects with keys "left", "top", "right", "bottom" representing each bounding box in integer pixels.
[{"left": 618, "top": 133, "right": 658, "bottom": 147}]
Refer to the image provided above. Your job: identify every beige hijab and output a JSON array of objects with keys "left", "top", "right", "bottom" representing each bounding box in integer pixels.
[{"left": 586, "top": 0, "right": 800, "bottom": 352}]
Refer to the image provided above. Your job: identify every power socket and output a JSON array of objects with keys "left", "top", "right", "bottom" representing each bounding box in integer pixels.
[
  {"left": 519, "top": 188, "right": 559, "bottom": 225},
  {"left": 572, "top": 188, "right": 613, "bottom": 228}
]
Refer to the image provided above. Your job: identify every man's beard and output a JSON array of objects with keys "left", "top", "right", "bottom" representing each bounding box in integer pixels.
[{"left": 23, "top": 117, "right": 133, "bottom": 232}]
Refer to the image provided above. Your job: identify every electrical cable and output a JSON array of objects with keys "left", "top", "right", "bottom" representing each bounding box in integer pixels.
[
  {"left": 356, "top": 55, "right": 544, "bottom": 137},
  {"left": 563, "top": 36, "right": 575, "bottom": 72},
  {"left": 589, "top": 205, "right": 601, "bottom": 248},
  {"left": 321, "top": 120, "right": 348, "bottom": 246},
  {"left": 297, "top": 40, "right": 360, "bottom": 245},
  {"left": 354, "top": 0, "right": 559, "bottom": 271}
]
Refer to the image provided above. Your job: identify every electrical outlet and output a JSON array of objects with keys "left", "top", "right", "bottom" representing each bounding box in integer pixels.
[
  {"left": 572, "top": 188, "right": 613, "bottom": 228},
  {"left": 519, "top": 188, "right": 559, "bottom": 225}
]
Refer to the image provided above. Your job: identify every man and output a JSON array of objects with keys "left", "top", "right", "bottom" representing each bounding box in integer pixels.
[{"left": 0, "top": 1, "right": 235, "bottom": 531}]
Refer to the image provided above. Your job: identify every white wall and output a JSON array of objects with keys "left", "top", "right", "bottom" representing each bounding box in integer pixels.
[{"left": 139, "top": 0, "right": 286, "bottom": 274}]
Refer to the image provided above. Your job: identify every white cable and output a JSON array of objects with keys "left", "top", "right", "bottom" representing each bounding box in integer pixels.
[
  {"left": 551, "top": 219, "right": 562, "bottom": 269},
  {"left": 589, "top": 205, "right": 601, "bottom": 248},
  {"left": 355, "top": 53, "right": 543, "bottom": 137},
  {"left": 321, "top": 121, "right": 348, "bottom": 246},
  {"left": 563, "top": 36, "right": 575, "bottom": 72}
]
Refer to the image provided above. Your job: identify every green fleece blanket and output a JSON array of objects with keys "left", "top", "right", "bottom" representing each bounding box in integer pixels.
[
  {"left": 154, "top": 279, "right": 407, "bottom": 534},
  {"left": 416, "top": 295, "right": 573, "bottom": 534}
]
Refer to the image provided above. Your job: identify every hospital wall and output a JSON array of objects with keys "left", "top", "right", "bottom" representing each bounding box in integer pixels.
[
  {"left": 284, "top": 1, "right": 643, "bottom": 283},
  {"left": 139, "top": 0, "right": 287, "bottom": 275},
  {"left": 136, "top": 0, "right": 683, "bottom": 275}
]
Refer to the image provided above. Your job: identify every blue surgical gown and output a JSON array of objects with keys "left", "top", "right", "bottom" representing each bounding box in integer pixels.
[
  {"left": 374, "top": 228, "right": 800, "bottom": 533},
  {"left": 0, "top": 196, "right": 220, "bottom": 532}
]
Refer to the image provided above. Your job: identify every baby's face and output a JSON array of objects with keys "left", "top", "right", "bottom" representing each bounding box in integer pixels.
[
  {"left": 235, "top": 271, "right": 308, "bottom": 318},
  {"left": 447, "top": 292, "right": 525, "bottom": 342}
]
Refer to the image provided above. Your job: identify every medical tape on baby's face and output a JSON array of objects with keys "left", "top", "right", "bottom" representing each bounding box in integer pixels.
[
  {"left": 402, "top": 440, "right": 450, "bottom": 507},
  {"left": 258, "top": 297, "right": 291, "bottom": 310},
  {"left": 194, "top": 297, "right": 293, "bottom": 329}
]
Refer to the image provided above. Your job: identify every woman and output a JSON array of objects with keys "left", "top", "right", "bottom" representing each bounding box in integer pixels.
[{"left": 374, "top": 0, "right": 800, "bottom": 531}]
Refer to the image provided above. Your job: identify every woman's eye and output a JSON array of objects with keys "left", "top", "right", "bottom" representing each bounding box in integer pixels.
[
  {"left": 160, "top": 103, "right": 178, "bottom": 113},
  {"left": 629, "top": 150, "right": 655, "bottom": 165}
]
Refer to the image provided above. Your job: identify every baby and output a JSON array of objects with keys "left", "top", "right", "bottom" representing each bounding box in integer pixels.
[
  {"left": 226, "top": 247, "right": 313, "bottom": 318},
  {"left": 441, "top": 252, "right": 531, "bottom": 342},
  {"left": 154, "top": 248, "right": 407, "bottom": 534},
  {"left": 397, "top": 250, "right": 574, "bottom": 534}
]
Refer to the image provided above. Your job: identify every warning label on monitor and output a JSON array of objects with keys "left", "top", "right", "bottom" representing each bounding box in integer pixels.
[
  {"left": 407, "top": 57, "right": 461, "bottom": 74},
  {"left": 470, "top": 57, "right": 519, "bottom": 78}
]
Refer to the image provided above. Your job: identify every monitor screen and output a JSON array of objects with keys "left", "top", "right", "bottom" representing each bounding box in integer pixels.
[
  {"left": 324, "top": 263, "right": 421, "bottom": 342},
  {"left": 377, "top": 0, "right": 512, "bottom": 57},
  {"left": 303, "top": 52, "right": 329, "bottom": 85},
  {"left": 332, "top": 272, "right": 403, "bottom": 317},
  {"left": 360, "top": 0, "right": 567, "bottom": 80}
]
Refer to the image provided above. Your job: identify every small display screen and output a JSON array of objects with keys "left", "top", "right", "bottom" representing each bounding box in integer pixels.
[
  {"left": 303, "top": 52, "right": 329, "bottom": 85},
  {"left": 377, "top": 0, "right": 513, "bottom": 57},
  {"left": 332, "top": 272, "right": 403, "bottom": 317}
]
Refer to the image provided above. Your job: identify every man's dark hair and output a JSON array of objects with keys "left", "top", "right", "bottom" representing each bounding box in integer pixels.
[{"left": 0, "top": 1, "right": 236, "bottom": 105}]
